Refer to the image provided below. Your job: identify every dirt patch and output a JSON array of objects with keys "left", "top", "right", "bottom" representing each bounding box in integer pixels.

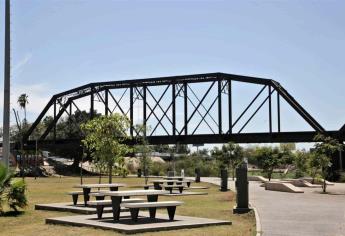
[{"left": 218, "top": 191, "right": 235, "bottom": 201}]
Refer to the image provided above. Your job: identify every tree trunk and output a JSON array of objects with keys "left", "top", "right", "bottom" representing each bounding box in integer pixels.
[
  {"left": 98, "top": 166, "right": 102, "bottom": 184},
  {"left": 323, "top": 178, "right": 326, "bottom": 193},
  {"left": 80, "top": 158, "right": 83, "bottom": 185},
  {"left": 108, "top": 164, "right": 112, "bottom": 184},
  {"left": 232, "top": 167, "right": 235, "bottom": 180}
]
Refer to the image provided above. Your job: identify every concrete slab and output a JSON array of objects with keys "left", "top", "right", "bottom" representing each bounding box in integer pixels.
[
  {"left": 248, "top": 175, "right": 269, "bottom": 182},
  {"left": 188, "top": 186, "right": 209, "bottom": 189},
  {"left": 162, "top": 191, "right": 208, "bottom": 196},
  {"left": 202, "top": 177, "right": 345, "bottom": 236},
  {"left": 264, "top": 182, "right": 304, "bottom": 193},
  {"left": 46, "top": 212, "right": 231, "bottom": 234},
  {"left": 35, "top": 202, "right": 126, "bottom": 214}
]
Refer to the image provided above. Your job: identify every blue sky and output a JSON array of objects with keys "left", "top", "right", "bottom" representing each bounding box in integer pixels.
[{"left": 0, "top": 0, "right": 344, "bottom": 148}]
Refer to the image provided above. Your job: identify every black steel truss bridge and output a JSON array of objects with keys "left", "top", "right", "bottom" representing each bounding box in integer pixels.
[{"left": 23, "top": 72, "right": 344, "bottom": 149}]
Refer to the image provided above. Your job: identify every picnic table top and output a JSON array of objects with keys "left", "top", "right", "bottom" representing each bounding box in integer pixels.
[
  {"left": 163, "top": 176, "right": 185, "bottom": 179},
  {"left": 100, "top": 189, "right": 169, "bottom": 197},
  {"left": 74, "top": 183, "right": 126, "bottom": 188},
  {"left": 150, "top": 179, "right": 190, "bottom": 183},
  {"left": 162, "top": 184, "right": 187, "bottom": 188}
]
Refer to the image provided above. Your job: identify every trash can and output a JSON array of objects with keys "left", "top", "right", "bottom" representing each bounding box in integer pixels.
[
  {"left": 195, "top": 168, "right": 201, "bottom": 183},
  {"left": 220, "top": 168, "right": 228, "bottom": 191}
]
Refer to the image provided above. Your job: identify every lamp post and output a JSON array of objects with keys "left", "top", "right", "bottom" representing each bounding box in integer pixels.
[{"left": 2, "top": 0, "right": 11, "bottom": 168}]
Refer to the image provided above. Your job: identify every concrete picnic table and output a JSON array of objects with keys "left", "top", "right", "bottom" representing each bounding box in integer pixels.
[
  {"left": 100, "top": 189, "right": 169, "bottom": 221},
  {"left": 150, "top": 179, "right": 192, "bottom": 189},
  {"left": 74, "top": 183, "right": 126, "bottom": 206},
  {"left": 163, "top": 176, "right": 185, "bottom": 181},
  {"left": 163, "top": 177, "right": 193, "bottom": 185}
]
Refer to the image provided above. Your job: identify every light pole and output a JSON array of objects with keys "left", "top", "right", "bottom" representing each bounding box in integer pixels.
[{"left": 2, "top": 0, "right": 11, "bottom": 168}]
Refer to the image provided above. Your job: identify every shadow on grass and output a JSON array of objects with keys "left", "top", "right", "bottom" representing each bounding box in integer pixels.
[{"left": 0, "top": 211, "right": 25, "bottom": 217}]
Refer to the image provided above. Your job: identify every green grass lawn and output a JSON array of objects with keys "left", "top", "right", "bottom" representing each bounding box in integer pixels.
[{"left": 0, "top": 176, "right": 255, "bottom": 236}]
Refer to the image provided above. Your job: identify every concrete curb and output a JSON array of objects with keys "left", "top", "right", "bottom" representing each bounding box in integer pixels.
[
  {"left": 197, "top": 178, "right": 262, "bottom": 236},
  {"left": 250, "top": 202, "right": 262, "bottom": 236}
]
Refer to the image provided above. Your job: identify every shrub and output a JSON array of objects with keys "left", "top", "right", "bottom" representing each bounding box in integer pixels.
[{"left": 0, "top": 164, "right": 27, "bottom": 213}]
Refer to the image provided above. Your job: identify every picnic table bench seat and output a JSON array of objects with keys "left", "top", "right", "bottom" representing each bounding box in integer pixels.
[
  {"left": 87, "top": 198, "right": 145, "bottom": 219},
  {"left": 121, "top": 201, "right": 184, "bottom": 221},
  {"left": 162, "top": 184, "right": 186, "bottom": 194}
]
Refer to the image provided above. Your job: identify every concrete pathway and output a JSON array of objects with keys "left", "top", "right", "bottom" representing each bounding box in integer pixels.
[{"left": 200, "top": 177, "right": 345, "bottom": 236}]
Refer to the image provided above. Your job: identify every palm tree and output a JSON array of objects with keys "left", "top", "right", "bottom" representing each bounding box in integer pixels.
[
  {"left": 17, "top": 94, "right": 29, "bottom": 124},
  {"left": 17, "top": 94, "right": 29, "bottom": 178}
]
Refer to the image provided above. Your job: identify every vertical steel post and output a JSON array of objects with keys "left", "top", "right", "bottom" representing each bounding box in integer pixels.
[
  {"left": 105, "top": 89, "right": 108, "bottom": 116},
  {"left": 143, "top": 86, "right": 147, "bottom": 135},
  {"left": 183, "top": 82, "right": 188, "bottom": 135},
  {"left": 130, "top": 86, "right": 134, "bottom": 137},
  {"left": 218, "top": 79, "right": 222, "bottom": 134},
  {"left": 69, "top": 103, "right": 72, "bottom": 135},
  {"left": 172, "top": 83, "right": 176, "bottom": 136},
  {"left": 268, "top": 86, "right": 272, "bottom": 133},
  {"left": 277, "top": 92, "right": 281, "bottom": 132},
  {"left": 90, "top": 86, "right": 94, "bottom": 119},
  {"left": 53, "top": 101, "right": 56, "bottom": 142},
  {"left": 2, "top": 0, "right": 11, "bottom": 167},
  {"left": 228, "top": 80, "right": 232, "bottom": 134}
]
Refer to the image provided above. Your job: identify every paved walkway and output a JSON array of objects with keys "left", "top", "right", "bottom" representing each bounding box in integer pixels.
[{"left": 200, "top": 177, "right": 345, "bottom": 236}]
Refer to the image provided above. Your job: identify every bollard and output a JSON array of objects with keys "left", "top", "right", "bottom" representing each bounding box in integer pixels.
[
  {"left": 220, "top": 168, "right": 228, "bottom": 191},
  {"left": 233, "top": 163, "right": 251, "bottom": 213},
  {"left": 195, "top": 168, "right": 201, "bottom": 183},
  {"left": 137, "top": 168, "right": 142, "bottom": 178}
]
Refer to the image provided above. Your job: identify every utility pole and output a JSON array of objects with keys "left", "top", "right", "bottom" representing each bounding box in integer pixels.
[{"left": 2, "top": 0, "right": 11, "bottom": 168}]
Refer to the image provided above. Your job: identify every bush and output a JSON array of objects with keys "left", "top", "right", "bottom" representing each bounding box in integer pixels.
[
  {"left": 150, "top": 162, "right": 167, "bottom": 176},
  {"left": 0, "top": 164, "right": 27, "bottom": 213}
]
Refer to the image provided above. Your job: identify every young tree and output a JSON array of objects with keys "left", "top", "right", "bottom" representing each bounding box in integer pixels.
[
  {"left": 312, "top": 134, "right": 343, "bottom": 193},
  {"left": 307, "top": 152, "right": 322, "bottom": 184},
  {"left": 254, "top": 146, "right": 281, "bottom": 181},
  {"left": 221, "top": 142, "right": 244, "bottom": 180},
  {"left": 134, "top": 125, "right": 153, "bottom": 185},
  {"left": 80, "top": 114, "right": 131, "bottom": 183},
  {"left": 294, "top": 150, "right": 309, "bottom": 178}
]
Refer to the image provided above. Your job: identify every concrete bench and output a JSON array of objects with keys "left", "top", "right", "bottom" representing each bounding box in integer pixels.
[
  {"left": 162, "top": 184, "right": 185, "bottom": 194},
  {"left": 121, "top": 201, "right": 183, "bottom": 221},
  {"left": 68, "top": 191, "right": 98, "bottom": 205},
  {"left": 87, "top": 198, "right": 145, "bottom": 219}
]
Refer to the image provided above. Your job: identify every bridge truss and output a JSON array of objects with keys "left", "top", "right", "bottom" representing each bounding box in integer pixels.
[{"left": 23, "top": 72, "right": 344, "bottom": 148}]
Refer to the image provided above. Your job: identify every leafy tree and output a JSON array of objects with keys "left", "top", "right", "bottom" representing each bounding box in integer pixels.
[
  {"left": 294, "top": 150, "right": 309, "bottom": 178},
  {"left": 219, "top": 142, "right": 244, "bottom": 180},
  {"left": 0, "top": 164, "right": 27, "bottom": 213},
  {"left": 80, "top": 114, "right": 131, "bottom": 183},
  {"left": 307, "top": 152, "right": 321, "bottom": 184},
  {"left": 311, "top": 134, "right": 343, "bottom": 192},
  {"left": 279, "top": 143, "right": 296, "bottom": 165},
  {"left": 254, "top": 146, "right": 281, "bottom": 181},
  {"left": 134, "top": 125, "right": 153, "bottom": 185},
  {"left": 211, "top": 146, "right": 223, "bottom": 167}
]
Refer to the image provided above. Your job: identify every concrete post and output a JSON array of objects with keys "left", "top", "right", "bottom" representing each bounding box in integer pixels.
[{"left": 233, "top": 163, "right": 251, "bottom": 213}]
